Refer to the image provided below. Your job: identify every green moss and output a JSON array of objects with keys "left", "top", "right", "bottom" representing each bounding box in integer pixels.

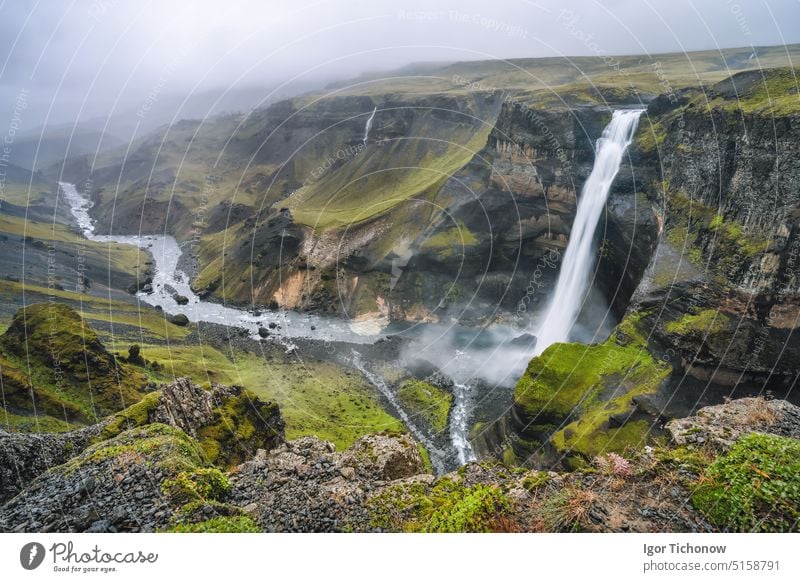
[
  {"left": 368, "top": 478, "right": 510, "bottom": 532},
  {"left": 63, "top": 423, "right": 204, "bottom": 475},
  {"left": 655, "top": 445, "right": 714, "bottom": 475},
  {"left": 165, "top": 516, "right": 260, "bottom": 533},
  {"left": 502, "top": 445, "right": 517, "bottom": 467},
  {"left": 425, "top": 484, "right": 509, "bottom": 533},
  {"left": 635, "top": 120, "right": 667, "bottom": 153},
  {"left": 397, "top": 379, "right": 452, "bottom": 433},
  {"left": 665, "top": 308, "right": 729, "bottom": 336},
  {"left": 522, "top": 470, "right": 550, "bottom": 493},
  {"left": 514, "top": 312, "right": 669, "bottom": 459},
  {"left": 515, "top": 318, "right": 667, "bottom": 422},
  {"left": 691, "top": 433, "right": 800, "bottom": 532},
  {"left": 196, "top": 388, "right": 282, "bottom": 467},
  {"left": 96, "top": 391, "right": 161, "bottom": 442},
  {"left": 665, "top": 192, "right": 769, "bottom": 277},
  {"left": 162, "top": 467, "right": 230, "bottom": 504},
  {"left": 417, "top": 443, "right": 434, "bottom": 473}
]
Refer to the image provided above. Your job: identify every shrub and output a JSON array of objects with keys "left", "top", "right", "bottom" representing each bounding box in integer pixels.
[{"left": 692, "top": 433, "right": 800, "bottom": 532}]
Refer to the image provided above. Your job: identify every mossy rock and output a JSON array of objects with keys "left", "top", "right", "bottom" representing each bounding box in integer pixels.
[
  {"left": 162, "top": 467, "right": 230, "bottom": 504},
  {"left": 96, "top": 391, "right": 162, "bottom": 442},
  {"left": 397, "top": 379, "right": 452, "bottom": 433},
  {"left": 513, "top": 312, "right": 669, "bottom": 459},
  {"left": 692, "top": 433, "right": 800, "bottom": 532},
  {"left": 197, "top": 388, "right": 284, "bottom": 467},
  {"left": 665, "top": 308, "right": 730, "bottom": 336},
  {"left": 0, "top": 303, "right": 147, "bottom": 425},
  {"left": 62, "top": 423, "right": 205, "bottom": 476}
]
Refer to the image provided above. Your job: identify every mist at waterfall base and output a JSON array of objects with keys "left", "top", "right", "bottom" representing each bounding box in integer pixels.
[{"left": 533, "top": 109, "right": 644, "bottom": 356}]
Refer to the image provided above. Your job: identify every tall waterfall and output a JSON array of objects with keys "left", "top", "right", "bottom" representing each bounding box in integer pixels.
[
  {"left": 534, "top": 109, "right": 644, "bottom": 355},
  {"left": 363, "top": 106, "right": 377, "bottom": 144}
]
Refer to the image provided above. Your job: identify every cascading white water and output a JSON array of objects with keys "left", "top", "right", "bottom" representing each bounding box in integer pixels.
[
  {"left": 449, "top": 383, "right": 476, "bottom": 465},
  {"left": 350, "top": 350, "right": 447, "bottom": 473},
  {"left": 534, "top": 109, "right": 644, "bottom": 355},
  {"left": 362, "top": 106, "right": 377, "bottom": 144}
]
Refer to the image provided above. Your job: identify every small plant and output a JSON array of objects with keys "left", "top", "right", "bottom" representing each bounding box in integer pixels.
[
  {"left": 162, "top": 467, "right": 230, "bottom": 504},
  {"left": 541, "top": 486, "right": 598, "bottom": 532},
  {"left": 691, "top": 433, "right": 800, "bottom": 532},
  {"left": 594, "top": 452, "right": 633, "bottom": 478}
]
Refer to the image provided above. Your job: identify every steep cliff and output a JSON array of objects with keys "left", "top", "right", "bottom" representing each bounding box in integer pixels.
[{"left": 495, "top": 67, "right": 800, "bottom": 469}]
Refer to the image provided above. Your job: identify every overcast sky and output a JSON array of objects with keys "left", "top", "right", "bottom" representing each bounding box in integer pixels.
[{"left": 1, "top": 0, "right": 798, "bottom": 130}]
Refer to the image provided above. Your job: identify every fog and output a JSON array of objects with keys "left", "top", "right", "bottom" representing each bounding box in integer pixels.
[{"left": 1, "top": 0, "right": 798, "bottom": 134}]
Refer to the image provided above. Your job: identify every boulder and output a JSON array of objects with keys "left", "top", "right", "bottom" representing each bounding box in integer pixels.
[
  {"left": 341, "top": 433, "right": 425, "bottom": 481},
  {"left": 170, "top": 313, "right": 190, "bottom": 326}
]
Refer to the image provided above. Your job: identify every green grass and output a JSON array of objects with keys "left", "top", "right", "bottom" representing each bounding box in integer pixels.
[
  {"left": 216, "top": 352, "right": 405, "bottom": 451},
  {"left": 0, "top": 280, "right": 191, "bottom": 342},
  {"left": 397, "top": 379, "right": 452, "bottom": 433},
  {"left": 0, "top": 303, "right": 148, "bottom": 426},
  {"left": 0, "top": 213, "right": 146, "bottom": 272},
  {"left": 286, "top": 113, "right": 493, "bottom": 230},
  {"left": 702, "top": 67, "right": 800, "bottom": 116},
  {"left": 692, "top": 433, "right": 800, "bottom": 532}
]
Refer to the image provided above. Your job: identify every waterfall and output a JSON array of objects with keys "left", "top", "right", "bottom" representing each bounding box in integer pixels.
[
  {"left": 449, "top": 383, "right": 476, "bottom": 465},
  {"left": 350, "top": 350, "right": 447, "bottom": 473},
  {"left": 362, "top": 106, "right": 377, "bottom": 145},
  {"left": 534, "top": 109, "right": 644, "bottom": 355}
]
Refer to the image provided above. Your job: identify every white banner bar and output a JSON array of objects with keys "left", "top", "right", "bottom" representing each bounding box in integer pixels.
[{"left": 1, "top": 533, "right": 798, "bottom": 581}]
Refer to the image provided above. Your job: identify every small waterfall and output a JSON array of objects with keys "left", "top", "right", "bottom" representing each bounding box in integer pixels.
[
  {"left": 350, "top": 350, "right": 447, "bottom": 473},
  {"left": 449, "top": 383, "right": 476, "bottom": 465},
  {"left": 534, "top": 109, "right": 644, "bottom": 355},
  {"left": 362, "top": 106, "right": 377, "bottom": 145}
]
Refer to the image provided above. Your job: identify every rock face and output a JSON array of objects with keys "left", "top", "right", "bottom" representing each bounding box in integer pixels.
[
  {"left": 0, "top": 378, "right": 285, "bottom": 505},
  {"left": 0, "top": 422, "right": 109, "bottom": 502},
  {"left": 666, "top": 397, "right": 800, "bottom": 450},
  {"left": 0, "top": 424, "right": 203, "bottom": 533},
  {"left": 340, "top": 433, "right": 425, "bottom": 481}
]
